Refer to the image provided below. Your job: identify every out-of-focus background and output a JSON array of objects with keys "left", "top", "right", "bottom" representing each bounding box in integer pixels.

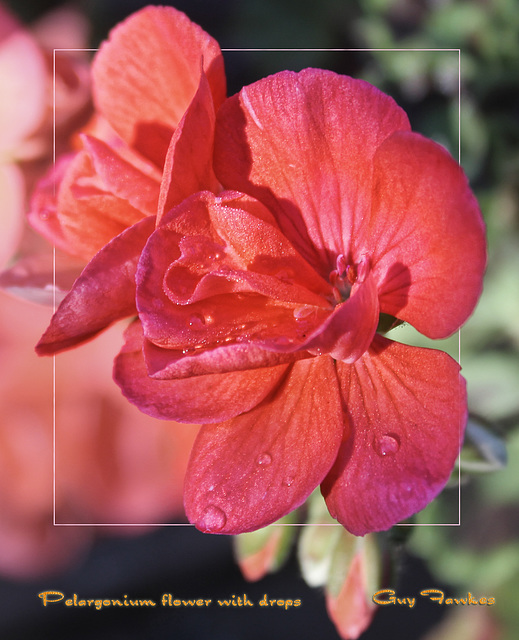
[{"left": 1, "top": 0, "right": 517, "bottom": 638}]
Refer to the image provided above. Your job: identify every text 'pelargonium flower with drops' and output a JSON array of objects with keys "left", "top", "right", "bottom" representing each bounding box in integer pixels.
[{"left": 33, "top": 6, "right": 486, "bottom": 537}]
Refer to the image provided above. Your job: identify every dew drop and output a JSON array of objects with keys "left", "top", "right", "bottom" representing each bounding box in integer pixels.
[
  {"left": 197, "top": 504, "right": 227, "bottom": 532},
  {"left": 293, "top": 306, "right": 314, "bottom": 320},
  {"left": 373, "top": 433, "right": 401, "bottom": 457},
  {"left": 283, "top": 476, "right": 294, "bottom": 487},
  {"left": 256, "top": 452, "right": 272, "bottom": 466},
  {"left": 187, "top": 313, "right": 206, "bottom": 328}
]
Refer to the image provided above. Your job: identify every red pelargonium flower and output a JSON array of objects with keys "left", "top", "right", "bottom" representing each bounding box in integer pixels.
[
  {"left": 116, "top": 70, "right": 485, "bottom": 536},
  {"left": 34, "top": 9, "right": 486, "bottom": 536}
]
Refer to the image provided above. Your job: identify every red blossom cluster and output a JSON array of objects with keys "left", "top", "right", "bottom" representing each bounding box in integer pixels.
[{"left": 29, "top": 6, "right": 486, "bottom": 540}]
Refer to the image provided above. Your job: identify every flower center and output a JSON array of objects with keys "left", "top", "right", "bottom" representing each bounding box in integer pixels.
[{"left": 329, "top": 254, "right": 368, "bottom": 304}]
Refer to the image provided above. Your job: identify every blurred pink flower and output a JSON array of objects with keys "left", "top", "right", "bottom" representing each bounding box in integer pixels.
[
  {"left": 0, "top": 2, "right": 91, "bottom": 270},
  {"left": 325, "top": 544, "right": 378, "bottom": 640},
  {"left": 0, "top": 290, "right": 198, "bottom": 579}
]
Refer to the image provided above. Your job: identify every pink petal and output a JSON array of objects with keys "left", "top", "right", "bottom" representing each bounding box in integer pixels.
[
  {"left": 0, "top": 8, "right": 47, "bottom": 152},
  {"left": 36, "top": 216, "right": 155, "bottom": 355},
  {"left": 214, "top": 69, "right": 410, "bottom": 272},
  {"left": 0, "top": 163, "right": 24, "bottom": 268},
  {"left": 81, "top": 134, "right": 160, "bottom": 215},
  {"left": 326, "top": 552, "right": 377, "bottom": 640},
  {"left": 157, "top": 70, "right": 220, "bottom": 223},
  {"left": 322, "top": 335, "right": 466, "bottom": 536},
  {"left": 0, "top": 248, "right": 85, "bottom": 306},
  {"left": 301, "top": 267, "right": 379, "bottom": 363},
  {"left": 56, "top": 149, "right": 148, "bottom": 260},
  {"left": 366, "top": 131, "right": 487, "bottom": 338},
  {"left": 144, "top": 338, "right": 309, "bottom": 379},
  {"left": 27, "top": 153, "right": 76, "bottom": 255},
  {"left": 137, "top": 190, "right": 331, "bottom": 351},
  {"left": 92, "top": 5, "right": 226, "bottom": 166},
  {"left": 114, "top": 320, "right": 289, "bottom": 423},
  {"left": 183, "top": 356, "right": 344, "bottom": 534}
]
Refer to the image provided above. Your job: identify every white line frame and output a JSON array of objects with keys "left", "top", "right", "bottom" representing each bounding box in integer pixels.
[{"left": 52, "top": 47, "right": 463, "bottom": 528}]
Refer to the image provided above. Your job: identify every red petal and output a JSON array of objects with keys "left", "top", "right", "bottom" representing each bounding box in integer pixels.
[
  {"left": 114, "top": 320, "right": 289, "bottom": 423},
  {"left": 214, "top": 69, "right": 410, "bottom": 273},
  {"left": 367, "top": 131, "right": 486, "bottom": 338},
  {"left": 81, "top": 134, "right": 160, "bottom": 215},
  {"left": 92, "top": 5, "right": 226, "bottom": 166},
  {"left": 157, "top": 70, "right": 220, "bottom": 223},
  {"left": 36, "top": 216, "right": 155, "bottom": 355},
  {"left": 183, "top": 356, "right": 344, "bottom": 534},
  {"left": 144, "top": 338, "right": 309, "bottom": 379},
  {"left": 302, "top": 267, "right": 379, "bottom": 363},
  {"left": 55, "top": 150, "right": 147, "bottom": 260},
  {"left": 322, "top": 335, "right": 466, "bottom": 536},
  {"left": 138, "top": 191, "right": 330, "bottom": 351}
]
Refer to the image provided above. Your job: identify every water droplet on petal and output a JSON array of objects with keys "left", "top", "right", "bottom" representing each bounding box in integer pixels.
[
  {"left": 187, "top": 313, "right": 206, "bottom": 328},
  {"left": 256, "top": 452, "right": 272, "bottom": 466},
  {"left": 197, "top": 504, "right": 227, "bottom": 532},
  {"left": 283, "top": 476, "right": 294, "bottom": 487},
  {"left": 373, "top": 433, "right": 401, "bottom": 457},
  {"left": 293, "top": 306, "right": 314, "bottom": 320}
]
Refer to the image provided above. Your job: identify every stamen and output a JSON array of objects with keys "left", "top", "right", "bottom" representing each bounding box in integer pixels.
[{"left": 328, "top": 254, "right": 370, "bottom": 304}]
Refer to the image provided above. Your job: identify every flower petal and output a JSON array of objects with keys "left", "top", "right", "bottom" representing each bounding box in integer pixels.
[
  {"left": 322, "top": 335, "right": 466, "bottom": 536},
  {"left": 92, "top": 5, "right": 226, "bottom": 166},
  {"left": 27, "top": 153, "right": 76, "bottom": 255},
  {"left": 144, "top": 338, "right": 309, "bottom": 378},
  {"left": 183, "top": 356, "right": 344, "bottom": 534},
  {"left": 36, "top": 216, "right": 155, "bottom": 355},
  {"left": 366, "top": 131, "right": 487, "bottom": 338},
  {"left": 0, "top": 247, "right": 85, "bottom": 306},
  {"left": 0, "top": 163, "right": 25, "bottom": 268},
  {"left": 81, "top": 134, "right": 160, "bottom": 215},
  {"left": 47, "top": 149, "right": 147, "bottom": 260},
  {"left": 114, "top": 320, "right": 289, "bottom": 423},
  {"left": 214, "top": 69, "right": 410, "bottom": 273},
  {"left": 137, "top": 191, "right": 331, "bottom": 351},
  {"left": 157, "top": 70, "right": 220, "bottom": 223},
  {"left": 302, "top": 267, "right": 379, "bottom": 363},
  {"left": 0, "top": 8, "right": 47, "bottom": 152}
]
